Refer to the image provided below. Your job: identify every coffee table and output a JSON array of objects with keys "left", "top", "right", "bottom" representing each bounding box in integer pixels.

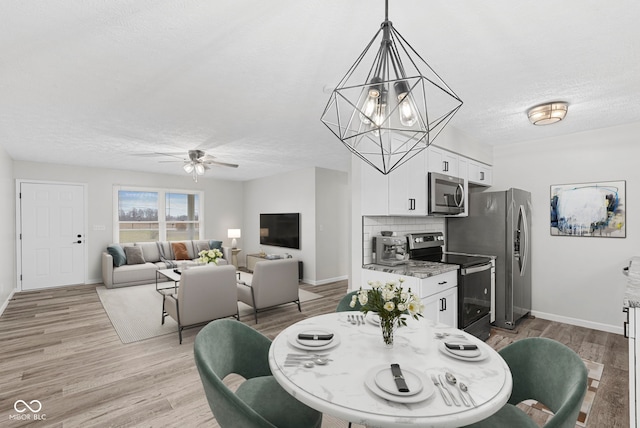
[{"left": 156, "top": 268, "right": 181, "bottom": 295}]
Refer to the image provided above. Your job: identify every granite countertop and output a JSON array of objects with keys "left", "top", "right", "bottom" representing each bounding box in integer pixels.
[{"left": 363, "top": 260, "right": 458, "bottom": 279}]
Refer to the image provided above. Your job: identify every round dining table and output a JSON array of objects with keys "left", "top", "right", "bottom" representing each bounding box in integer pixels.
[{"left": 268, "top": 312, "right": 512, "bottom": 428}]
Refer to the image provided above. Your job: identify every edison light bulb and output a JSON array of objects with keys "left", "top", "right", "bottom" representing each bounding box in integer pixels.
[
  {"left": 371, "top": 89, "right": 387, "bottom": 137},
  {"left": 359, "top": 77, "right": 383, "bottom": 125},
  {"left": 394, "top": 80, "right": 418, "bottom": 127}
]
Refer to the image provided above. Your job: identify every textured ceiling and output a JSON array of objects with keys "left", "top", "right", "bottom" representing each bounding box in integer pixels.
[{"left": 1, "top": 0, "right": 639, "bottom": 181}]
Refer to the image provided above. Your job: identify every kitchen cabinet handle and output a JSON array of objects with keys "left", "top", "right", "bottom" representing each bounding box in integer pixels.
[
  {"left": 438, "top": 281, "right": 447, "bottom": 285},
  {"left": 624, "top": 307, "right": 629, "bottom": 339},
  {"left": 409, "top": 198, "right": 416, "bottom": 210},
  {"left": 480, "top": 171, "right": 485, "bottom": 181},
  {"left": 443, "top": 161, "right": 449, "bottom": 172}
]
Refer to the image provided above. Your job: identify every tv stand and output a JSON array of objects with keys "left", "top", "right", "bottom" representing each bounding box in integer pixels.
[{"left": 246, "top": 253, "right": 303, "bottom": 280}]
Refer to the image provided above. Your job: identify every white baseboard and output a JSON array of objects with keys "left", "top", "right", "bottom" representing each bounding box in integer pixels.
[
  {"left": 0, "top": 289, "right": 16, "bottom": 317},
  {"left": 304, "top": 275, "right": 348, "bottom": 286},
  {"left": 531, "top": 310, "right": 623, "bottom": 335}
]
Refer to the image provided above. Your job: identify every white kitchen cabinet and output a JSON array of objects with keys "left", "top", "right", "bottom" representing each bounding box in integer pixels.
[
  {"left": 388, "top": 151, "right": 427, "bottom": 215},
  {"left": 427, "top": 146, "right": 460, "bottom": 177},
  {"left": 423, "top": 286, "right": 458, "bottom": 327},
  {"left": 626, "top": 306, "right": 639, "bottom": 427},
  {"left": 419, "top": 270, "right": 458, "bottom": 327},
  {"left": 467, "top": 159, "right": 493, "bottom": 186},
  {"left": 360, "top": 161, "right": 389, "bottom": 215}
]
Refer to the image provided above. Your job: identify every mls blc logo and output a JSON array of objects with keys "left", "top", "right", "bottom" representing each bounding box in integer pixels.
[{"left": 10, "top": 400, "right": 46, "bottom": 421}]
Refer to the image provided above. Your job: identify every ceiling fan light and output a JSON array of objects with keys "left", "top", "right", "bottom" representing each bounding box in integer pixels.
[
  {"left": 183, "top": 162, "right": 195, "bottom": 173},
  {"left": 194, "top": 163, "right": 205, "bottom": 175},
  {"left": 528, "top": 102, "right": 568, "bottom": 125}
]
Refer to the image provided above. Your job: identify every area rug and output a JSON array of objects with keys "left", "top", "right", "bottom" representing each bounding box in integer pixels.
[
  {"left": 518, "top": 358, "right": 603, "bottom": 427},
  {"left": 96, "top": 283, "right": 323, "bottom": 344}
]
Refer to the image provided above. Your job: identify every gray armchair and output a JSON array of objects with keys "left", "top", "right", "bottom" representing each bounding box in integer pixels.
[
  {"left": 162, "top": 264, "right": 239, "bottom": 343},
  {"left": 237, "top": 258, "right": 300, "bottom": 323}
]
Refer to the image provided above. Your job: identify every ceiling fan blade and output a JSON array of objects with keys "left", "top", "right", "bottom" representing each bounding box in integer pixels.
[{"left": 204, "top": 160, "right": 239, "bottom": 168}]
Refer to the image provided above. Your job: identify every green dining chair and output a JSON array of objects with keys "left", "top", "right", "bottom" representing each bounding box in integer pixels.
[
  {"left": 194, "top": 319, "right": 322, "bottom": 428},
  {"left": 462, "top": 337, "right": 588, "bottom": 428},
  {"left": 335, "top": 290, "right": 362, "bottom": 312}
]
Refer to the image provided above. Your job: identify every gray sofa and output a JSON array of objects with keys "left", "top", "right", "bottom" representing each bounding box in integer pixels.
[{"left": 102, "top": 240, "right": 231, "bottom": 288}]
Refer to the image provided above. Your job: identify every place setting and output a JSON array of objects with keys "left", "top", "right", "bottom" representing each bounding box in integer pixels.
[
  {"left": 437, "top": 340, "right": 488, "bottom": 362},
  {"left": 286, "top": 326, "right": 341, "bottom": 352},
  {"left": 364, "top": 363, "right": 435, "bottom": 404}
]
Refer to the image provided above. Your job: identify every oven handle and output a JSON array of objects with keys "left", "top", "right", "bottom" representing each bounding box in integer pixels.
[{"left": 460, "top": 263, "right": 492, "bottom": 275}]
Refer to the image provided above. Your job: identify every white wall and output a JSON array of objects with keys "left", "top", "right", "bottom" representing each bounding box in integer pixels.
[
  {"left": 243, "top": 167, "right": 349, "bottom": 285},
  {"left": 13, "top": 161, "right": 243, "bottom": 285},
  {"left": 315, "top": 167, "right": 349, "bottom": 284},
  {"left": 0, "top": 145, "right": 15, "bottom": 314},
  {"left": 492, "top": 122, "right": 640, "bottom": 333}
]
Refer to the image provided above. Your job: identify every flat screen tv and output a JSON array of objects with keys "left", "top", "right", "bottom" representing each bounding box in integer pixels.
[{"left": 259, "top": 213, "right": 300, "bottom": 250}]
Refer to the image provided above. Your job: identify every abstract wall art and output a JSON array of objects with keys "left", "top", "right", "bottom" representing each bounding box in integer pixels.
[{"left": 550, "top": 181, "right": 626, "bottom": 237}]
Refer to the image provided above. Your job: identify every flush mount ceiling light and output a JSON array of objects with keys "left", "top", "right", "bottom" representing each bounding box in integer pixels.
[
  {"left": 527, "top": 102, "right": 569, "bottom": 125},
  {"left": 320, "top": 0, "right": 463, "bottom": 175}
]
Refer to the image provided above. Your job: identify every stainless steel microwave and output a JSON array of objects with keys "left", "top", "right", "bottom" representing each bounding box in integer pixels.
[{"left": 428, "top": 172, "right": 465, "bottom": 215}]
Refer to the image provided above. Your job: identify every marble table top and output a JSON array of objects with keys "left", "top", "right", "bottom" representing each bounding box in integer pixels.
[{"left": 269, "top": 313, "right": 512, "bottom": 428}]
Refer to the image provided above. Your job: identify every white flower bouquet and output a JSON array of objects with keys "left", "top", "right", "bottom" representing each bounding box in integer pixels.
[{"left": 198, "top": 248, "right": 224, "bottom": 264}]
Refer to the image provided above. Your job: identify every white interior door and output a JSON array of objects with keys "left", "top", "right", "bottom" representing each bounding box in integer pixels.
[{"left": 20, "top": 182, "right": 85, "bottom": 290}]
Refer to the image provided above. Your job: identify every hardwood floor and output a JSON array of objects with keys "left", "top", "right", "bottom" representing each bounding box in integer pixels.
[{"left": 0, "top": 281, "right": 629, "bottom": 427}]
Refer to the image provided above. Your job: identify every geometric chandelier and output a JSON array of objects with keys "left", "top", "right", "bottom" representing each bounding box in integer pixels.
[{"left": 321, "top": 0, "right": 463, "bottom": 175}]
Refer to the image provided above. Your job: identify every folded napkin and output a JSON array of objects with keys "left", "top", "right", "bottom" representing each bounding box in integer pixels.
[
  {"left": 445, "top": 342, "right": 478, "bottom": 351},
  {"left": 297, "top": 333, "right": 334, "bottom": 341}
]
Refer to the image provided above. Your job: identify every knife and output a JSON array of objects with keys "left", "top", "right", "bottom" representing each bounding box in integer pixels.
[
  {"left": 297, "top": 333, "right": 334, "bottom": 341},
  {"left": 445, "top": 343, "right": 478, "bottom": 351},
  {"left": 390, "top": 363, "right": 410, "bottom": 393}
]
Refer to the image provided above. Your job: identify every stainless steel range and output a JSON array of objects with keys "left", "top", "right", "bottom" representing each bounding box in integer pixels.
[{"left": 406, "top": 232, "right": 493, "bottom": 341}]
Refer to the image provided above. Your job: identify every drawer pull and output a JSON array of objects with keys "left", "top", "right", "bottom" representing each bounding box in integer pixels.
[{"left": 438, "top": 281, "right": 447, "bottom": 285}]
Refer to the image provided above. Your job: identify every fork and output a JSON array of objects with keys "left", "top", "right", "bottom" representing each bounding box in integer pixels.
[
  {"left": 348, "top": 314, "right": 356, "bottom": 325},
  {"left": 431, "top": 374, "right": 452, "bottom": 406}
]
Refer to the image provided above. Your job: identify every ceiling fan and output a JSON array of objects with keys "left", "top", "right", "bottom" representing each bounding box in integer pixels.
[{"left": 157, "top": 149, "right": 239, "bottom": 182}]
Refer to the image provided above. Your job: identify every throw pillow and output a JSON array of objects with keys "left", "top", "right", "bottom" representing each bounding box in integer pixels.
[
  {"left": 196, "top": 241, "right": 210, "bottom": 253},
  {"left": 171, "top": 242, "right": 190, "bottom": 260},
  {"left": 124, "top": 246, "right": 146, "bottom": 265},
  {"left": 209, "top": 240, "right": 223, "bottom": 250},
  {"left": 107, "top": 244, "right": 127, "bottom": 267}
]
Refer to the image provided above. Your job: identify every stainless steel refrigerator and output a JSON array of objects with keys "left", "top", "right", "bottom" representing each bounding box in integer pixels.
[{"left": 447, "top": 188, "right": 532, "bottom": 330}]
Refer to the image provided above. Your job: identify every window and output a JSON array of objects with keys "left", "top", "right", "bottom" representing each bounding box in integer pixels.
[
  {"left": 165, "top": 192, "right": 200, "bottom": 241},
  {"left": 115, "top": 187, "right": 204, "bottom": 243}
]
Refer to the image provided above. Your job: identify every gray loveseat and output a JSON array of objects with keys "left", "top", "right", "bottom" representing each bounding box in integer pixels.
[{"left": 102, "top": 240, "right": 231, "bottom": 288}]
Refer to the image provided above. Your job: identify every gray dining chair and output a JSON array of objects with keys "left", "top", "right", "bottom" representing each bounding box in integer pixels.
[
  {"left": 462, "top": 337, "right": 587, "bottom": 428},
  {"left": 194, "top": 319, "right": 322, "bottom": 428}
]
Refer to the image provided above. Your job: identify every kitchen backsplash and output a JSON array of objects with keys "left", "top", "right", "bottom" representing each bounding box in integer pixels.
[{"left": 362, "top": 216, "right": 445, "bottom": 265}]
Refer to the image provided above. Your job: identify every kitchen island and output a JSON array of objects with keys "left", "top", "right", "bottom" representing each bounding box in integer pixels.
[{"left": 362, "top": 261, "right": 459, "bottom": 327}]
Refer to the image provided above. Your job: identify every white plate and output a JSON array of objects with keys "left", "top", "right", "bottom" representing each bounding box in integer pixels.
[
  {"left": 438, "top": 341, "right": 487, "bottom": 362},
  {"left": 374, "top": 366, "right": 424, "bottom": 396},
  {"left": 366, "top": 312, "right": 381, "bottom": 326},
  {"left": 365, "top": 365, "right": 434, "bottom": 403},
  {"left": 288, "top": 328, "right": 340, "bottom": 351}
]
